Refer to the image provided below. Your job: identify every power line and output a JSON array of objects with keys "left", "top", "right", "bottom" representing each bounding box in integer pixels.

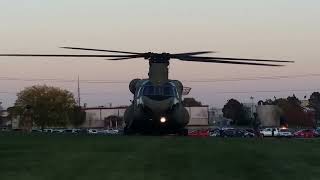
[
  {"left": 185, "top": 73, "right": 320, "bottom": 83},
  {"left": 0, "top": 73, "right": 319, "bottom": 84},
  {"left": 216, "top": 89, "right": 320, "bottom": 94},
  {"left": 0, "top": 91, "right": 17, "bottom": 94}
]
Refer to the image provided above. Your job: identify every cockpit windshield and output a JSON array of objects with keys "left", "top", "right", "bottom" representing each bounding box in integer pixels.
[
  {"left": 142, "top": 86, "right": 176, "bottom": 97},
  {"left": 140, "top": 82, "right": 177, "bottom": 100}
]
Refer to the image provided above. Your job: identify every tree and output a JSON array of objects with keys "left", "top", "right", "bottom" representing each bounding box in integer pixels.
[
  {"left": 14, "top": 85, "right": 76, "bottom": 129},
  {"left": 182, "top": 97, "right": 202, "bottom": 107},
  {"left": 222, "top": 99, "right": 250, "bottom": 126},
  {"left": 68, "top": 106, "right": 86, "bottom": 127},
  {"left": 0, "top": 102, "right": 3, "bottom": 125},
  {"left": 309, "top": 92, "right": 320, "bottom": 124}
]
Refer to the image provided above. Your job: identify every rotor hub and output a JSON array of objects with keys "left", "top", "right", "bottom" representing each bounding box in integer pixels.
[{"left": 145, "top": 53, "right": 171, "bottom": 63}]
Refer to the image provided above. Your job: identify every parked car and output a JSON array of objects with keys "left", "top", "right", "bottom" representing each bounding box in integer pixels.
[
  {"left": 209, "top": 128, "right": 221, "bottom": 137},
  {"left": 31, "top": 129, "right": 42, "bottom": 133},
  {"left": 103, "top": 129, "right": 120, "bottom": 135},
  {"left": 243, "top": 129, "right": 255, "bottom": 138},
  {"left": 43, "top": 129, "right": 54, "bottom": 133},
  {"left": 1, "top": 127, "right": 10, "bottom": 132},
  {"left": 294, "top": 129, "right": 318, "bottom": 138},
  {"left": 278, "top": 128, "right": 293, "bottom": 138},
  {"left": 64, "top": 129, "right": 80, "bottom": 134},
  {"left": 52, "top": 129, "right": 65, "bottom": 133},
  {"left": 88, "top": 129, "right": 99, "bottom": 134},
  {"left": 245, "top": 128, "right": 255, "bottom": 134},
  {"left": 220, "top": 128, "right": 246, "bottom": 138},
  {"left": 260, "top": 128, "right": 280, "bottom": 137},
  {"left": 188, "top": 129, "right": 209, "bottom": 137}
]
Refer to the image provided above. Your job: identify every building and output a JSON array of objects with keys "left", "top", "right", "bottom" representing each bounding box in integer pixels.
[
  {"left": 0, "top": 102, "right": 10, "bottom": 128},
  {"left": 83, "top": 106, "right": 209, "bottom": 129},
  {"left": 243, "top": 102, "right": 257, "bottom": 119},
  {"left": 256, "top": 105, "right": 281, "bottom": 127},
  {"left": 83, "top": 106, "right": 127, "bottom": 129},
  {"left": 185, "top": 106, "right": 209, "bottom": 126},
  {"left": 208, "top": 108, "right": 232, "bottom": 127}
]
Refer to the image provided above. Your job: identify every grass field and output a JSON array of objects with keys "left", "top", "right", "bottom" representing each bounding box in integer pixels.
[{"left": 1, "top": 133, "right": 320, "bottom": 180}]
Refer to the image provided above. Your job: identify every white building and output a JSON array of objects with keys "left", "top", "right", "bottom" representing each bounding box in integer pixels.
[{"left": 185, "top": 106, "right": 209, "bottom": 126}]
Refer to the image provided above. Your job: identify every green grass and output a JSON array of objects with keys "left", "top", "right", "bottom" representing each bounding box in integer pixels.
[{"left": 1, "top": 133, "right": 320, "bottom": 180}]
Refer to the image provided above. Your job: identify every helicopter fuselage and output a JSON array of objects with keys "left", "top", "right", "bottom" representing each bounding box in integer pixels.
[{"left": 124, "top": 79, "right": 189, "bottom": 134}]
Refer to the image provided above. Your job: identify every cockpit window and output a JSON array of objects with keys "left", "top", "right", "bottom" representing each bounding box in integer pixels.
[
  {"left": 163, "top": 86, "right": 175, "bottom": 96},
  {"left": 142, "top": 86, "right": 176, "bottom": 97},
  {"left": 140, "top": 82, "right": 177, "bottom": 100}
]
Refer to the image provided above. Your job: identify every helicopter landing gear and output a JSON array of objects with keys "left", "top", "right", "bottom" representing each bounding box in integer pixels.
[{"left": 177, "top": 128, "right": 188, "bottom": 136}]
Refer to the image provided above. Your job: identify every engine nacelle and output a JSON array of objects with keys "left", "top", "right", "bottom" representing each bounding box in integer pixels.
[
  {"left": 171, "top": 80, "right": 183, "bottom": 95},
  {"left": 129, "top": 79, "right": 141, "bottom": 94}
]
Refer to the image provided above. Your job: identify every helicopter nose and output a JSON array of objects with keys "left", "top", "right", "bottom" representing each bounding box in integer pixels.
[{"left": 141, "top": 96, "right": 172, "bottom": 114}]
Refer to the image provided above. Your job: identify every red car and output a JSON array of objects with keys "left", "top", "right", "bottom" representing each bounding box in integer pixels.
[
  {"left": 294, "top": 129, "right": 318, "bottom": 138},
  {"left": 188, "top": 129, "right": 209, "bottom": 137}
]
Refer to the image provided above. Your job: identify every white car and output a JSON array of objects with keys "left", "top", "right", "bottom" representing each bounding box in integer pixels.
[
  {"left": 52, "top": 129, "right": 65, "bottom": 133},
  {"left": 103, "top": 129, "right": 119, "bottom": 135},
  {"left": 260, "top": 128, "right": 280, "bottom": 137},
  {"left": 88, "top": 129, "right": 99, "bottom": 134},
  {"left": 65, "top": 129, "right": 80, "bottom": 134},
  {"left": 278, "top": 129, "right": 293, "bottom": 137}
]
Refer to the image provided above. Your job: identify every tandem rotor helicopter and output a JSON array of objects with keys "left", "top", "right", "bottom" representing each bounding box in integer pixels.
[{"left": 0, "top": 47, "right": 293, "bottom": 135}]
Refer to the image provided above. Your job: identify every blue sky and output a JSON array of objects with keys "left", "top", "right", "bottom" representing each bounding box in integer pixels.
[{"left": 0, "top": 0, "right": 320, "bottom": 108}]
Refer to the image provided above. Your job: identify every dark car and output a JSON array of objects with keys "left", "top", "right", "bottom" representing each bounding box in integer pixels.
[
  {"left": 220, "top": 128, "right": 246, "bottom": 138},
  {"left": 243, "top": 129, "right": 256, "bottom": 138},
  {"left": 209, "top": 128, "right": 221, "bottom": 137}
]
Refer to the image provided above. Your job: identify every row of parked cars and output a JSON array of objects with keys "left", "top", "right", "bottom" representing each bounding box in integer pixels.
[
  {"left": 260, "top": 127, "right": 320, "bottom": 138},
  {"left": 31, "top": 128, "right": 122, "bottom": 135},
  {"left": 188, "top": 128, "right": 255, "bottom": 137},
  {"left": 188, "top": 127, "right": 320, "bottom": 138}
]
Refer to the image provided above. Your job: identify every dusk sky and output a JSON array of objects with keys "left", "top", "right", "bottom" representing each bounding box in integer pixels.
[{"left": 0, "top": 0, "right": 319, "bottom": 108}]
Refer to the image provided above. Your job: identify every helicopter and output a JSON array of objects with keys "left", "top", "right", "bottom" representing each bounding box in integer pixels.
[{"left": 0, "top": 47, "right": 293, "bottom": 135}]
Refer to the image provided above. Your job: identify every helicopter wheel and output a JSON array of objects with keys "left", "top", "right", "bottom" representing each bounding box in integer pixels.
[
  {"left": 177, "top": 128, "right": 188, "bottom": 136},
  {"left": 124, "top": 126, "right": 135, "bottom": 135}
]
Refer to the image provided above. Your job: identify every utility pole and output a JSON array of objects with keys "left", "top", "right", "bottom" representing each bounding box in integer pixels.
[
  {"left": 77, "top": 75, "right": 81, "bottom": 107},
  {"left": 250, "top": 96, "right": 254, "bottom": 119}
]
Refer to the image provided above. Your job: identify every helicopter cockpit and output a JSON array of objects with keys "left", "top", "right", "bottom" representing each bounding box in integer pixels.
[{"left": 138, "top": 82, "right": 178, "bottom": 101}]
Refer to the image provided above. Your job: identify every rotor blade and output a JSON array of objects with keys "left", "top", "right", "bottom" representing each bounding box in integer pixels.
[
  {"left": 175, "top": 55, "right": 293, "bottom": 63},
  {"left": 172, "top": 51, "right": 215, "bottom": 56},
  {"left": 0, "top": 54, "right": 138, "bottom": 58},
  {"left": 106, "top": 55, "right": 144, "bottom": 60},
  {"left": 61, "top": 47, "right": 142, "bottom": 55},
  {"left": 178, "top": 58, "right": 284, "bottom": 66}
]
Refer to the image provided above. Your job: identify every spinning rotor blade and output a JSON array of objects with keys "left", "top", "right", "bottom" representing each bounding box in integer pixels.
[
  {"left": 177, "top": 57, "right": 284, "bottom": 66},
  {"left": 106, "top": 55, "right": 144, "bottom": 60},
  {"left": 0, "top": 54, "right": 138, "bottom": 58},
  {"left": 172, "top": 51, "right": 215, "bottom": 56},
  {"left": 174, "top": 55, "right": 294, "bottom": 63},
  {"left": 61, "top": 47, "right": 142, "bottom": 55}
]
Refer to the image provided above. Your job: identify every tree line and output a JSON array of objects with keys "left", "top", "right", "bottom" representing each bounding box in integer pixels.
[
  {"left": 5, "top": 84, "right": 320, "bottom": 128},
  {"left": 222, "top": 93, "right": 320, "bottom": 127}
]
